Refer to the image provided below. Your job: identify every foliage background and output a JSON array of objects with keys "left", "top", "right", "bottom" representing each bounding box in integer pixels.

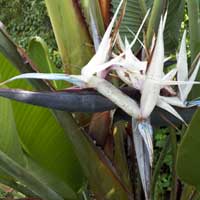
[
  {"left": 0, "top": 0, "right": 175, "bottom": 198},
  {"left": 0, "top": 0, "right": 61, "bottom": 67}
]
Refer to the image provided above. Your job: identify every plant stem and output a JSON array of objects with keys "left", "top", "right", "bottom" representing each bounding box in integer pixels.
[
  {"left": 0, "top": 177, "right": 38, "bottom": 198},
  {"left": 151, "top": 135, "right": 171, "bottom": 200},
  {"left": 170, "top": 128, "right": 177, "bottom": 200},
  {"left": 146, "top": 0, "right": 164, "bottom": 49}
]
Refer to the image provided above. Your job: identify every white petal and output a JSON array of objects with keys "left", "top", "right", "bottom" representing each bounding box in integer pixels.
[
  {"left": 162, "top": 68, "right": 177, "bottom": 81},
  {"left": 81, "top": 0, "right": 124, "bottom": 77},
  {"left": 115, "top": 68, "right": 132, "bottom": 86},
  {"left": 140, "top": 17, "right": 164, "bottom": 118},
  {"left": 157, "top": 97, "right": 186, "bottom": 124},
  {"left": 132, "top": 118, "right": 151, "bottom": 200},
  {"left": 177, "top": 31, "right": 188, "bottom": 101},
  {"left": 159, "top": 96, "right": 185, "bottom": 107},
  {"left": 0, "top": 73, "right": 86, "bottom": 87},
  {"left": 127, "top": 28, "right": 146, "bottom": 49},
  {"left": 129, "top": 73, "right": 144, "bottom": 90},
  {"left": 124, "top": 38, "right": 147, "bottom": 71},
  {"left": 182, "top": 59, "right": 200, "bottom": 100},
  {"left": 138, "top": 121, "right": 153, "bottom": 166},
  {"left": 129, "top": 9, "right": 150, "bottom": 49},
  {"left": 159, "top": 79, "right": 200, "bottom": 86},
  {"left": 87, "top": 76, "right": 141, "bottom": 118}
]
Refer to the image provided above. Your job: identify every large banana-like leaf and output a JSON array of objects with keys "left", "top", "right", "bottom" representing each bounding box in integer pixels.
[
  {"left": 44, "top": 0, "right": 94, "bottom": 74},
  {"left": 0, "top": 53, "right": 85, "bottom": 199},
  {"left": 112, "top": 0, "right": 152, "bottom": 53},
  {"left": 112, "top": 0, "right": 184, "bottom": 54},
  {"left": 0, "top": 90, "right": 25, "bottom": 165},
  {"left": 176, "top": 109, "right": 200, "bottom": 191},
  {"left": 28, "top": 36, "right": 66, "bottom": 89},
  {"left": 164, "top": 0, "right": 184, "bottom": 55},
  {"left": 0, "top": 21, "right": 132, "bottom": 199},
  {"left": 187, "top": 0, "right": 200, "bottom": 62},
  {"left": 0, "top": 27, "right": 51, "bottom": 91},
  {"left": 0, "top": 151, "right": 64, "bottom": 200}
]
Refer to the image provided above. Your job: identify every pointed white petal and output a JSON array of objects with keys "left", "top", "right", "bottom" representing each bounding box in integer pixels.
[
  {"left": 87, "top": 76, "right": 141, "bottom": 118},
  {"left": 89, "top": 8, "right": 100, "bottom": 51},
  {"left": 138, "top": 120, "right": 153, "bottom": 166},
  {"left": 159, "top": 79, "right": 200, "bottom": 86},
  {"left": 162, "top": 68, "right": 177, "bottom": 81},
  {"left": 159, "top": 96, "right": 185, "bottom": 107},
  {"left": 124, "top": 38, "right": 147, "bottom": 71},
  {"left": 177, "top": 31, "right": 188, "bottom": 101},
  {"left": 132, "top": 118, "right": 151, "bottom": 200},
  {"left": 84, "top": 55, "right": 123, "bottom": 79},
  {"left": 140, "top": 17, "right": 164, "bottom": 118},
  {"left": 129, "top": 9, "right": 150, "bottom": 49},
  {"left": 82, "top": 0, "right": 125, "bottom": 77},
  {"left": 0, "top": 73, "right": 86, "bottom": 87},
  {"left": 182, "top": 59, "right": 200, "bottom": 100},
  {"left": 127, "top": 28, "right": 146, "bottom": 49},
  {"left": 157, "top": 97, "right": 186, "bottom": 124}
]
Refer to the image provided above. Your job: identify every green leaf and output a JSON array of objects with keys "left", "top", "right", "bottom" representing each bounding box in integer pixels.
[
  {"left": 0, "top": 150, "right": 64, "bottom": 200},
  {"left": 164, "top": 0, "right": 184, "bottom": 54},
  {"left": 28, "top": 36, "right": 66, "bottom": 89},
  {"left": 0, "top": 27, "right": 51, "bottom": 91},
  {"left": 44, "top": 0, "right": 94, "bottom": 74},
  {"left": 177, "top": 109, "right": 200, "bottom": 191},
  {"left": 112, "top": 0, "right": 152, "bottom": 53},
  {"left": 54, "top": 112, "right": 133, "bottom": 200},
  {"left": 187, "top": 0, "right": 200, "bottom": 62},
  {"left": 28, "top": 36, "right": 58, "bottom": 74},
  {"left": 0, "top": 52, "right": 85, "bottom": 198},
  {"left": 146, "top": 0, "right": 163, "bottom": 49},
  {"left": 0, "top": 27, "right": 132, "bottom": 199},
  {"left": 0, "top": 172, "right": 39, "bottom": 198},
  {"left": 0, "top": 87, "right": 25, "bottom": 165}
]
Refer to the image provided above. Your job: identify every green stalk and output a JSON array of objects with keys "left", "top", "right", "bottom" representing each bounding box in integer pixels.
[
  {"left": 146, "top": 0, "right": 164, "bottom": 49},
  {"left": 187, "top": 0, "right": 200, "bottom": 62},
  {"left": 170, "top": 128, "right": 177, "bottom": 200},
  {"left": 151, "top": 135, "right": 171, "bottom": 200},
  {"left": 0, "top": 175, "right": 38, "bottom": 198}
]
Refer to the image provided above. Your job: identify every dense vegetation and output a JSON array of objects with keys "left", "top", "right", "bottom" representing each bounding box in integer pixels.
[
  {"left": 0, "top": 0, "right": 199, "bottom": 199},
  {"left": 0, "top": 0, "right": 61, "bottom": 67}
]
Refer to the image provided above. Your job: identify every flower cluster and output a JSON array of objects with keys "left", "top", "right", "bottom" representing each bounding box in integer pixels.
[{"left": 1, "top": 0, "right": 200, "bottom": 198}]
